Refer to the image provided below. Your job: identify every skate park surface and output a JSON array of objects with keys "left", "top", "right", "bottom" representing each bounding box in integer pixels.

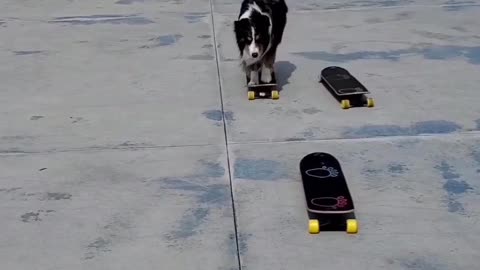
[{"left": 1, "top": 0, "right": 480, "bottom": 269}]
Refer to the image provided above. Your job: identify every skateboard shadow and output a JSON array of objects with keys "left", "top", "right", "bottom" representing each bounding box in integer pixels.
[{"left": 274, "top": 61, "right": 296, "bottom": 92}]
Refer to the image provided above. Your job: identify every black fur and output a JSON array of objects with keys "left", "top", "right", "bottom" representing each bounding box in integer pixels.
[{"left": 234, "top": 0, "right": 288, "bottom": 84}]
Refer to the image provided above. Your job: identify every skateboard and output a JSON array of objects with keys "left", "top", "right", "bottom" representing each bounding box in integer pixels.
[
  {"left": 246, "top": 71, "right": 279, "bottom": 100},
  {"left": 319, "top": 66, "right": 375, "bottom": 109},
  {"left": 300, "top": 152, "right": 358, "bottom": 234}
]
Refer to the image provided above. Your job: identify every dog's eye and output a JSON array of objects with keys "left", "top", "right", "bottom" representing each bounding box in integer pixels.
[
  {"left": 246, "top": 37, "right": 252, "bottom": 41},
  {"left": 255, "top": 35, "right": 260, "bottom": 40}
]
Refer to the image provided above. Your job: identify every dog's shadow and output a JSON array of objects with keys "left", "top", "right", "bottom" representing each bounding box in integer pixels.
[{"left": 274, "top": 61, "right": 296, "bottom": 92}]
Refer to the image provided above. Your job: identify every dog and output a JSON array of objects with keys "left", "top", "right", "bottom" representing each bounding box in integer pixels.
[{"left": 234, "top": 0, "right": 288, "bottom": 85}]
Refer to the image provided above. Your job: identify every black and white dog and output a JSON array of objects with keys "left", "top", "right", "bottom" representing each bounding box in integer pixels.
[{"left": 234, "top": 0, "right": 288, "bottom": 85}]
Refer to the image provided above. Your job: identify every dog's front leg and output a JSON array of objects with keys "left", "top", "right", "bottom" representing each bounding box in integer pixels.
[
  {"left": 260, "top": 64, "right": 272, "bottom": 83},
  {"left": 249, "top": 70, "right": 259, "bottom": 85},
  {"left": 261, "top": 49, "right": 276, "bottom": 83},
  {"left": 248, "top": 65, "right": 259, "bottom": 86}
]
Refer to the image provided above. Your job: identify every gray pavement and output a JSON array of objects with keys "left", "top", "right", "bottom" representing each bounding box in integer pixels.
[{"left": 1, "top": 0, "right": 480, "bottom": 269}]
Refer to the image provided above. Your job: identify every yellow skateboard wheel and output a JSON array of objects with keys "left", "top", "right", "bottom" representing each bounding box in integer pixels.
[
  {"left": 271, "top": 90, "right": 279, "bottom": 100},
  {"left": 367, "top": 98, "right": 375, "bottom": 107},
  {"left": 341, "top": 99, "right": 351, "bottom": 109},
  {"left": 248, "top": 91, "right": 255, "bottom": 100},
  {"left": 309, "top": 219, "right": 320, "bottom": 234},
  {"left": 346, "top": 219, "right": 358, "bottom": 234}
]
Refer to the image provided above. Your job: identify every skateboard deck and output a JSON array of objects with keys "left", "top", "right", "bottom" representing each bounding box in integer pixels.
[
  {"left": 300, "top": 152, "right": 358, "bottom": 234},
  {"left": 246, "top": 71, "right": 279, "bottom": 100},
  {"left": 319, "top": 66, "right": 375, "bottom": 109}
]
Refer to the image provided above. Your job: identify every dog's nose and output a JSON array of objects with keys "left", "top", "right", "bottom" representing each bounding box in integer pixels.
[{"left": 252, "top": 52, "right": 258, "bottom": 58}]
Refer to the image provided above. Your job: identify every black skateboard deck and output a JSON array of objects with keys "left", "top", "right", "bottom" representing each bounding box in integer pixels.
[
  {"left": 300, "top": 152, "right": 358, "bottom": 234},
  {"left": 319, "top": 66, "right": 375, "bottom": 109},
  {"left": 246, "top": 71, "right": 279, "bottom": 100}
]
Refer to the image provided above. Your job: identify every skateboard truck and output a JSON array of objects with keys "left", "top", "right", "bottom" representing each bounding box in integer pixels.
[
  {"left": 319, "top": 66, "right": 375, "bottom": 109},
  {"left": 246, "top": 71, "right": 279, "bottom": 100}
]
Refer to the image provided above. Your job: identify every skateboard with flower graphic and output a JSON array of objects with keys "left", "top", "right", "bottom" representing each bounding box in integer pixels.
[{"left": 300, "top": 152, "right": 359, "bottom": 234}]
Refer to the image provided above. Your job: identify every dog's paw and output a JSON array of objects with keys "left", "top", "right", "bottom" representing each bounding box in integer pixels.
[{"left": 248, "top": 80, "right": 256, "bottom": 86}]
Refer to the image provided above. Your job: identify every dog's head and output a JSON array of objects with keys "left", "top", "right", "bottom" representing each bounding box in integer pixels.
[{"left": 234, "top": 11, "right": 271, "bottom": 63}]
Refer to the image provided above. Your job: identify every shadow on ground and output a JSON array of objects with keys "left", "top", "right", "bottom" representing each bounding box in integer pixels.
[{"left": 275, "top": 60, "right": 296, "bottom": 91}]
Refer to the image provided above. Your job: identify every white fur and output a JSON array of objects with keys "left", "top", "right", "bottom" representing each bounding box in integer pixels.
[
  {"left": 261, "top": 64, "right": 272, "bottom": 83},
  {"left": 249, "top": 69, "right": 259, "bottom": 85},
  {"left": 242, "top": 47, "right": 257, "bottom": 66}
]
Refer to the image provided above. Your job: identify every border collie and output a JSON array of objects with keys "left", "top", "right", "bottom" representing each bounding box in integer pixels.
[{"left": 234, "top": 0, "right": 288, "bottom": 85}]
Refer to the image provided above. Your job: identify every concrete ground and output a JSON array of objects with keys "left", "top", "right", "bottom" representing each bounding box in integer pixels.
[{"left": 1, "top": 0, "right": 480, "bottom": 269}]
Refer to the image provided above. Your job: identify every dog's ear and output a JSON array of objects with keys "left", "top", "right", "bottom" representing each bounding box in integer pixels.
[
  {"left": 234, "top": 20, "right": 240, "bottom": 31},
  {"left": 234, "top": 20, "right": 242, "bottom": 39},
  {"left": 234, "top": 18, "right": 249, "bottom": 31},
  {"left": 234, "top": 19, "right": 248, "bottom": 50}
]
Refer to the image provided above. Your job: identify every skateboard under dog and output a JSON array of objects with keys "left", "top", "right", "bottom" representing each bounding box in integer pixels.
[
  {"left": 300, "top": 152, "right": 358, "bottom": 234},
  {"left": 319, "top": 66, "right": 375, "bottom": 109},
  {"left": 246, "top": 71, "right": 279, "bottom": 100}
]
